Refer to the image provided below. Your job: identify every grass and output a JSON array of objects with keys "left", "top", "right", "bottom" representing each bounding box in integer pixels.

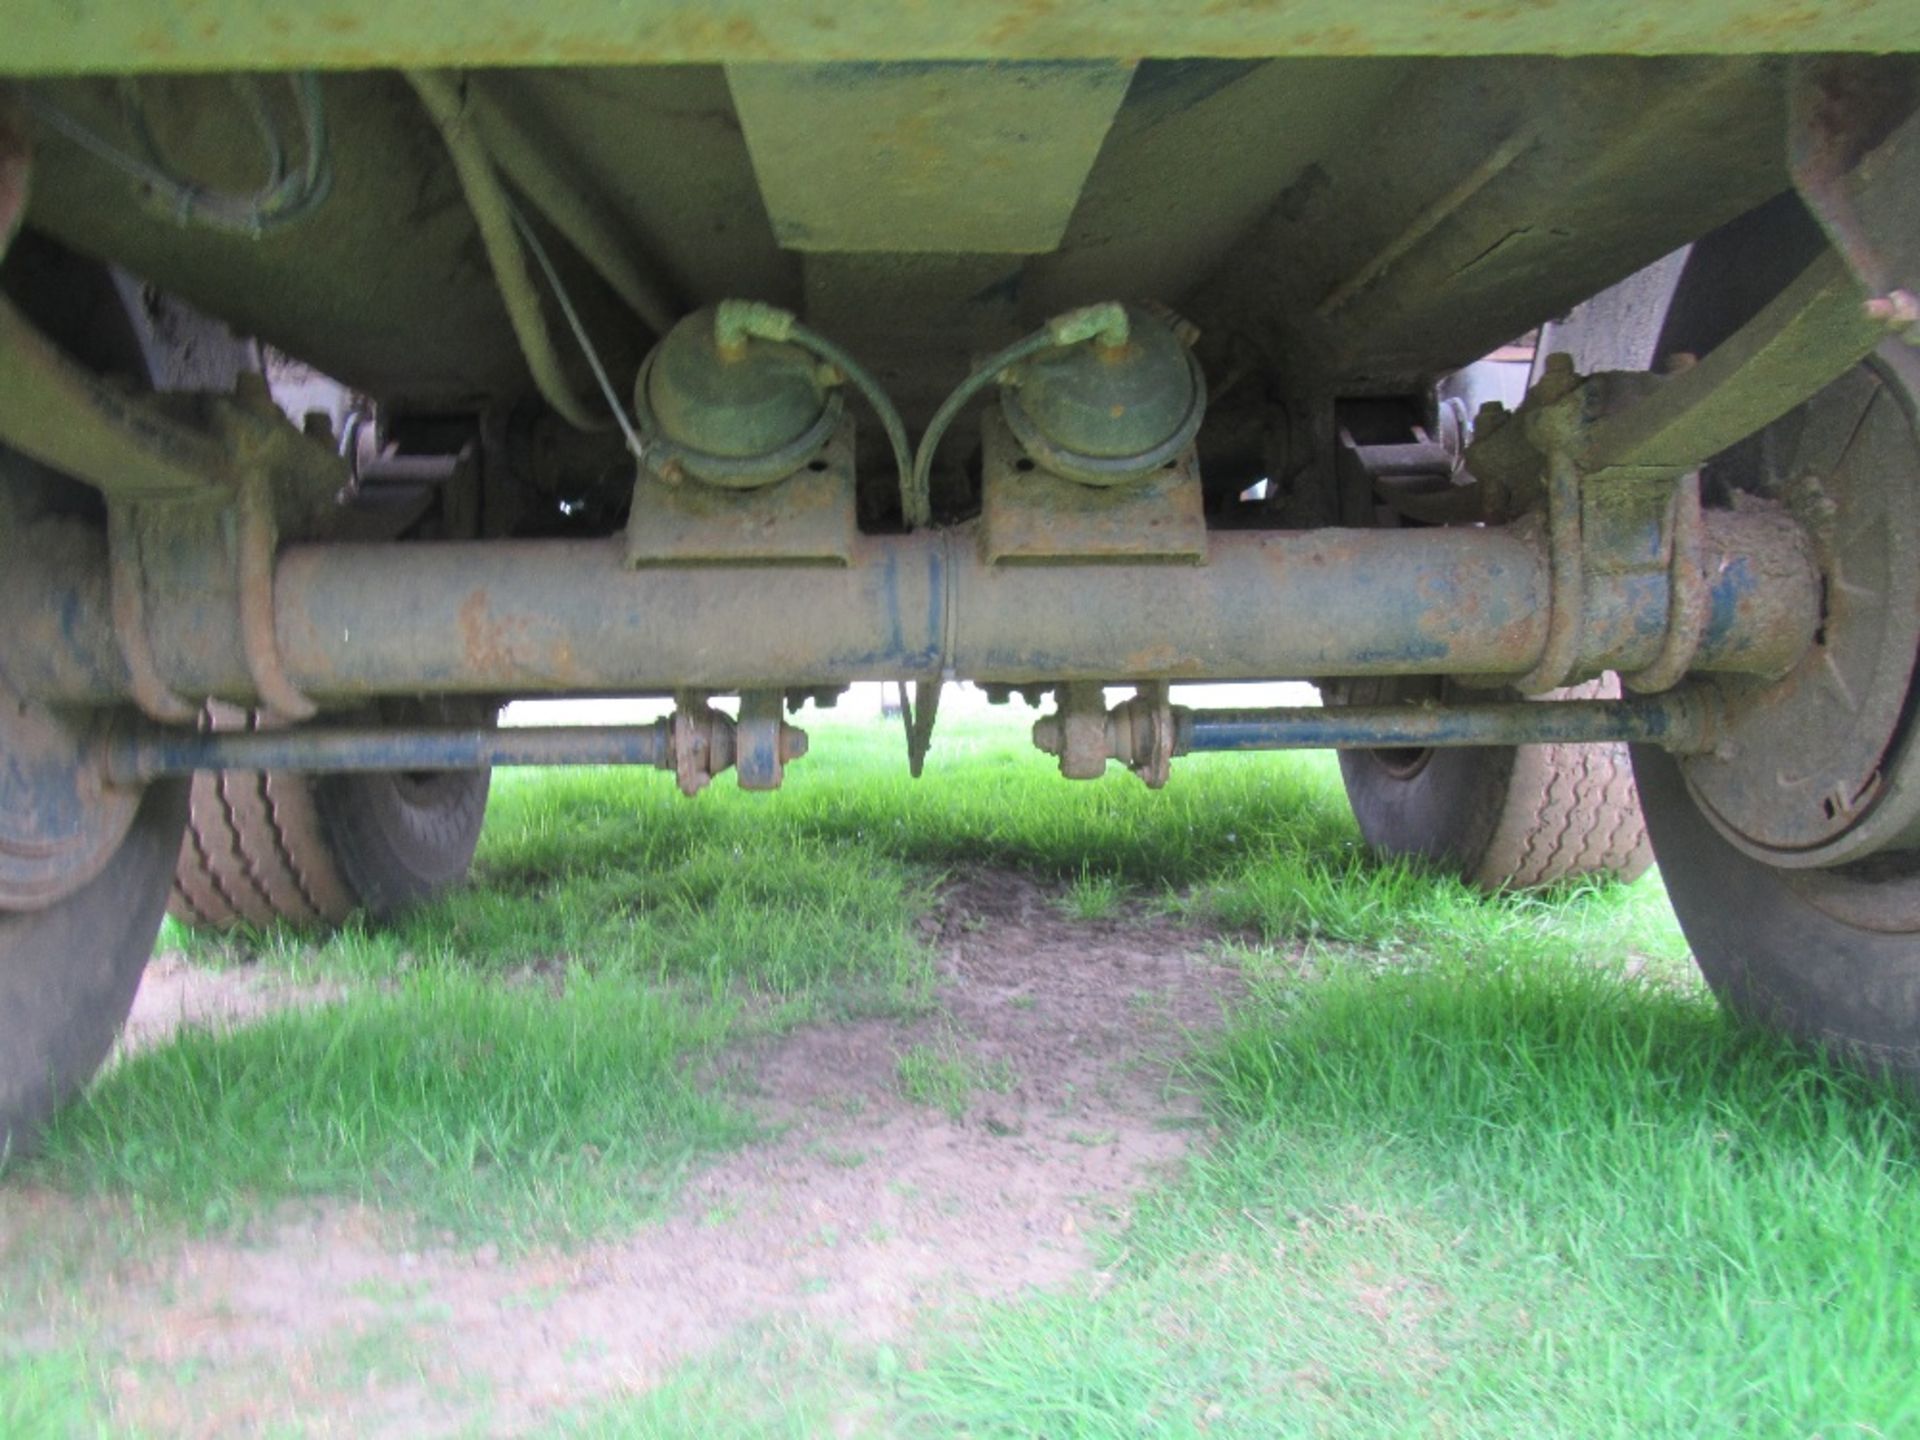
[
  {"left": 895, "top": 1039, "right": 1018, "bottom": 1119},
  {"left": 877, "top": 955, "right": 1920, "bottom": 1438},
  {"left": 33, "top": 969, "right": 749, "bottom": 1243},
  {"left": 0, "top": 1348, "right": 97, "bottom": 1440},
  {"left": 40, "top": 718, "right": 1375, "bottom": 1240},
  {"left": 562, "top": 948, "right": 1919, "bottom": 1438},
  {"left": 1060, "top": 865, "right": 1128, "bottom": 922},
  {"left": 10, "top": 709, "right": 1915, "bottom": 1435}
]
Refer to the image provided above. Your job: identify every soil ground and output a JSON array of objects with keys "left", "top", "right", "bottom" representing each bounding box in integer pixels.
[{"left": 1, "top": 869, "right": 1244, "bottom": 1436}]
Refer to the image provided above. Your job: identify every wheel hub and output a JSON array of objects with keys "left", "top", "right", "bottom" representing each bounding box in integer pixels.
[
  {"left": 1681, "top": 356, "right": 1920, "bottom": 868},
  {"left": 0, "top": 673, "right": 138, "bottom": 909}
]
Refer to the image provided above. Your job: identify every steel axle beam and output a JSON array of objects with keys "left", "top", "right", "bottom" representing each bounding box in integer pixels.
[{"left": 4, "top": 515, "right": 1816, "bottom": 708}]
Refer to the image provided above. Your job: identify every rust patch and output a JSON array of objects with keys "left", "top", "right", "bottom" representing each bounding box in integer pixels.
[
  {"left": 456, "top": 590, "right": 513, "bottom": 677},
  {"left": 1119, "top": 642, "right": 1188, "bottom": 675}
]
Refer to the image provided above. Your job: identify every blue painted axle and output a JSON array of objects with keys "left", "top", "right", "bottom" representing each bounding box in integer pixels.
[
  {"left": 105, "top": 691, "right": 1712, "bottom": 787},
  {"left": 1178, "top": 696, "right": 1712, "bottom": 754}
]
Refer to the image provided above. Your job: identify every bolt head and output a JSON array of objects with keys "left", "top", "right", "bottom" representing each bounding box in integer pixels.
[
  {"left": 1864, "top": 289, "right": 1920, "bottom": 327},
  {"left": 780, "top": 724, "right": 809, "bottom": 762}
]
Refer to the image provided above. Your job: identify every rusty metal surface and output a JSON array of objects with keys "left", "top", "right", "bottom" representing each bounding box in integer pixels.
[
  {"left": 978, "top": 409, "right": 1206, "bottom": 566},
  {"left": 1464, "top": 333, "right": 1844, "bottom": 697},
  {"left": 1124, "top": 683, "right": 1176, "bottom": 789},
  {"left": 1031, "top": 681, "right": 1110, "bottom": 781},
  {"left": 83, "top": 377, "right": 357, "bottom": 724},
  {"left": 106, "top": 506, "right": 198, "bottom": 725},
  {"left": 625, "top": 415, "right": 859, "bottom": 567},
  {"left": 1622, "top": 471, "right": 1708, "bottom": 693},
  {"left": 1512, "top": 446, "right": 1585, "bottom": 694},
  {"left": 234, "top": 473, "right": 318, "bottom": 720},
  {"left": 657, "top": 695, "right": 805, "bottom": 795},
  {"left": 1, "top": 503, "right": 1816, "bottom": 710},
  {"left": 1031, "top": 685, "right": 1718, "bottom": 785},
  {"left": 1790, "top": 60, "right": 1920, "bottom": 325},
  {"left": 734, "top": 688, "right": 805, "bottom": 790},
  {"left": 103, "top": 704, "right": 816, "bottom": 793},
  {"left": 897, "top": 676, "right": 941, "bottom": 778},
  {"left": 1033, "top": 682, "right": 1177, "bottom": 786},
  {"left": 667, "top": 700, "right": 732, "bottom": 797}
]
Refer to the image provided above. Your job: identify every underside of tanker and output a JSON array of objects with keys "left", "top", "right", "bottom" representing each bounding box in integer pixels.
[{"left": 6, "top": 5, "right": 1920, "bottom": 1149}]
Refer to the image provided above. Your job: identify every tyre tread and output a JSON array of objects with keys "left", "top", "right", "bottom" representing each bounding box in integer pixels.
[
  {"left": 1479, "top": 678, "right": 1654, "bottom": 890},
  {"left": 1339, "top": 674, "right": 1653, "bottom": 892},
  {"left": 167, "top": 709, "right": 487, "bottom": 932}
]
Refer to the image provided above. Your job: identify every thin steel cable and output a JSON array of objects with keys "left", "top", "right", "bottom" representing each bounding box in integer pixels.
[{"left": 510, "top": 201, "right": 646, "bottom": 460}]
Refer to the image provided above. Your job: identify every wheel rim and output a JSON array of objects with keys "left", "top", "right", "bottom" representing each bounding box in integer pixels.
[{"left": 1678, "top": 349, "right": 1920, "bottom": 869}]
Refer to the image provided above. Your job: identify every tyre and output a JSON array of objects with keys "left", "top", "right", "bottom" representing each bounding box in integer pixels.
[
  {"left": 1634, "top": 746, "right": 1920, "bottom": 1076},
  {"left": 1336, "top": 674, "right": 1653, "bottom": 891},
  {"left": 169, "top": 708, "right": 493, "bottom": 930},
  {"left": 0, "top": 241, "right": 240, "bottom": 1155},
  {"left": 1608, "top": 195, "right": 1920, "bottom": 1081},
  {"left": 1, "top": 781, "right": 188, "bottom": 1159}
]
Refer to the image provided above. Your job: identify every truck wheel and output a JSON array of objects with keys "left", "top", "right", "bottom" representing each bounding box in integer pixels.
[
  {"left": 1, "top": 782, "right": 187, "bottom": 1159},
  {"left": 1336, "top": 674, "right": 1652, "bottom": 891},
  {"left": 1611, "top": 199, "right": 1920, "bottom": 1082},
  {"left": 1633, "top": 747, "right": 1920, "bottom": 1077},
  {"left": 169, "top": 708, "right": 493, "bottom": 930}
]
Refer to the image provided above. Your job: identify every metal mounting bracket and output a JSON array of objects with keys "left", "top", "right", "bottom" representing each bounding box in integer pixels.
[
  {"left": 978, "top": 408, "right": 1206, "bottom": 566},
  {"left": 1789, "top": 60, "right": 1920, "bottom": 341},
  {"left": 625, "top": 414, "right": 859, "bottom": 568}
]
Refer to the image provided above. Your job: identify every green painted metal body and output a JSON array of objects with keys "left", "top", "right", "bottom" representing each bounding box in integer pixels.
[
  {"left": 5, "top": 2, "right": 1916, "bottom": 76},
  {"left": 728, "top": 61, "right": 1136, "bottom": 255},
  {"left": 639, "top": 307, "right": 837, "bottom": 483},
  {"left": 1000, "top": 304, "right": 1205, "bottom": 485},
  {"left": 4, "top": 55, "right": 1810, "bottom": 421}
]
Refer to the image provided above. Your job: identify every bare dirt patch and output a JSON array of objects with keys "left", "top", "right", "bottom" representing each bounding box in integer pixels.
[
  {"left": 4, "top": 870, "right": 1247, "bottom": 1435},
  {"left": 114, "top": 950, "right": 344, "bottom": 1058}
]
